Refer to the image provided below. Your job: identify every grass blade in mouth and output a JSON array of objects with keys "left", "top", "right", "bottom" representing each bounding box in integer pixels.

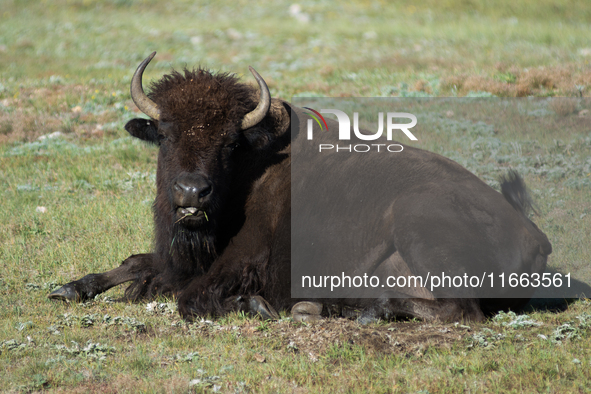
[
  {"left": 174, "top": 209, "right": 208, "bottom": 224},
  {"left": 174, "top": 213, "right": 192, "bottom": 224}
]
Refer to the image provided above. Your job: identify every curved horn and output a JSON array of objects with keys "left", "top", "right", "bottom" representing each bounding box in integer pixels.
[
  {"left": 130, "top": 52, "right": 160, "bottom": 120},
  {"left": 241, "top": 66, "right": 271, "bottom": 130}
]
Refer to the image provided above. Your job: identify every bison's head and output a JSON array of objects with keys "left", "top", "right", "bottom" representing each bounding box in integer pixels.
[{"left": 124, "top": 53, "right": 277, "bottom": 241}]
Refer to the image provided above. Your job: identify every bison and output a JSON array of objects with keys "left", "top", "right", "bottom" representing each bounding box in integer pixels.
[{"left": 49, "top": 52, "right": 552, "bottom": 323}]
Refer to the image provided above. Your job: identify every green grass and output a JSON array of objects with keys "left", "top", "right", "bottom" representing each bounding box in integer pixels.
[{"left": 1, "top": 0, "right": 591, "bottom": 392}]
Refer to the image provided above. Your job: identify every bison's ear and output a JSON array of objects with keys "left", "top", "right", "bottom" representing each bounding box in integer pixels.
[
  {"left": 242, "top": 127, "right": 274, "bottom": 149},
  {"left": 125, "top": 118, "right": 160, "bottom": 145},
  {"left": 242, "top": 103, "right": 290, "bottom": 149}
]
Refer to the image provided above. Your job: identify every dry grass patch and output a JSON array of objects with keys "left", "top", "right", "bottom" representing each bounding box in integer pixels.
[
  {"left": 441, "top": 65, "right": 591, "bottom": 97},
  {"left": 549, "top": 98, "right": 579, "bottom": 116},
  {"left": 192, "top": 318, "right": 473, "bottom": 361},
  {"left": 413, "top": 79, "right": 433, "bottom": 94},
  {"left": 0, "top": 84, "right": 133, "bottom": 143}
]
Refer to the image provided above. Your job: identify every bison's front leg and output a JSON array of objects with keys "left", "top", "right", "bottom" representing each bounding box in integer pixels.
[
  {"left": 48, "top": 253, "right": 156, "bottom": 302},
  {"left": 177, "top": 262, "right": 280, "bottom": 321}
]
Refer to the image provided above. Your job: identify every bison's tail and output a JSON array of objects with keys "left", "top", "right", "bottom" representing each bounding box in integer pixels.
[
  {"left": 499, "top": 170, "right": 538, "bottom": 217},
  {"left": 500, "top": 170, "right": 552, "bottom": 256}
]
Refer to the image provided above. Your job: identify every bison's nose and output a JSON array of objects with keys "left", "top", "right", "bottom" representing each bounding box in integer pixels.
[{"left": 173, "top": 176, "right": 212, "bottom": 207}]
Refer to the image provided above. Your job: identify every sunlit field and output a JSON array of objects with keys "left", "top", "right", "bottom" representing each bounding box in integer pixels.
[{"left": 1, "top": 0, "right": 591, "bottom": 392}]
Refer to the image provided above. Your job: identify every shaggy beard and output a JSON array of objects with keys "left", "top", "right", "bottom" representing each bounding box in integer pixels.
[{"left": 168, "top": 220, "right": 217, "bottom": 276}]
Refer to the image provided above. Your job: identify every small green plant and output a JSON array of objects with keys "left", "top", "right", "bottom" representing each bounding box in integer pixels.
[{"left": 495, "top": 72, "right": 517, "bottom": 83}]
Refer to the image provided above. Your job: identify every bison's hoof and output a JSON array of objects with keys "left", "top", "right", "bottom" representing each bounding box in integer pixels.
[
  {"left": 356, "top": 314, "right": 379, "bottom": 325},
  {"left": 291, "top": 301, "right": 323, "bottom": 323},
  {"left": 248, "top": 296, "right": 280, "bottom": 320},
  {"left": 48, "top": 284, "right": 82, "bottom": 302}
]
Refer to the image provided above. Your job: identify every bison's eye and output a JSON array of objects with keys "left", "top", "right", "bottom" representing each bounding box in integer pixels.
[{"left": 157, "top": 122, "right": 177, "bottom": 143}]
